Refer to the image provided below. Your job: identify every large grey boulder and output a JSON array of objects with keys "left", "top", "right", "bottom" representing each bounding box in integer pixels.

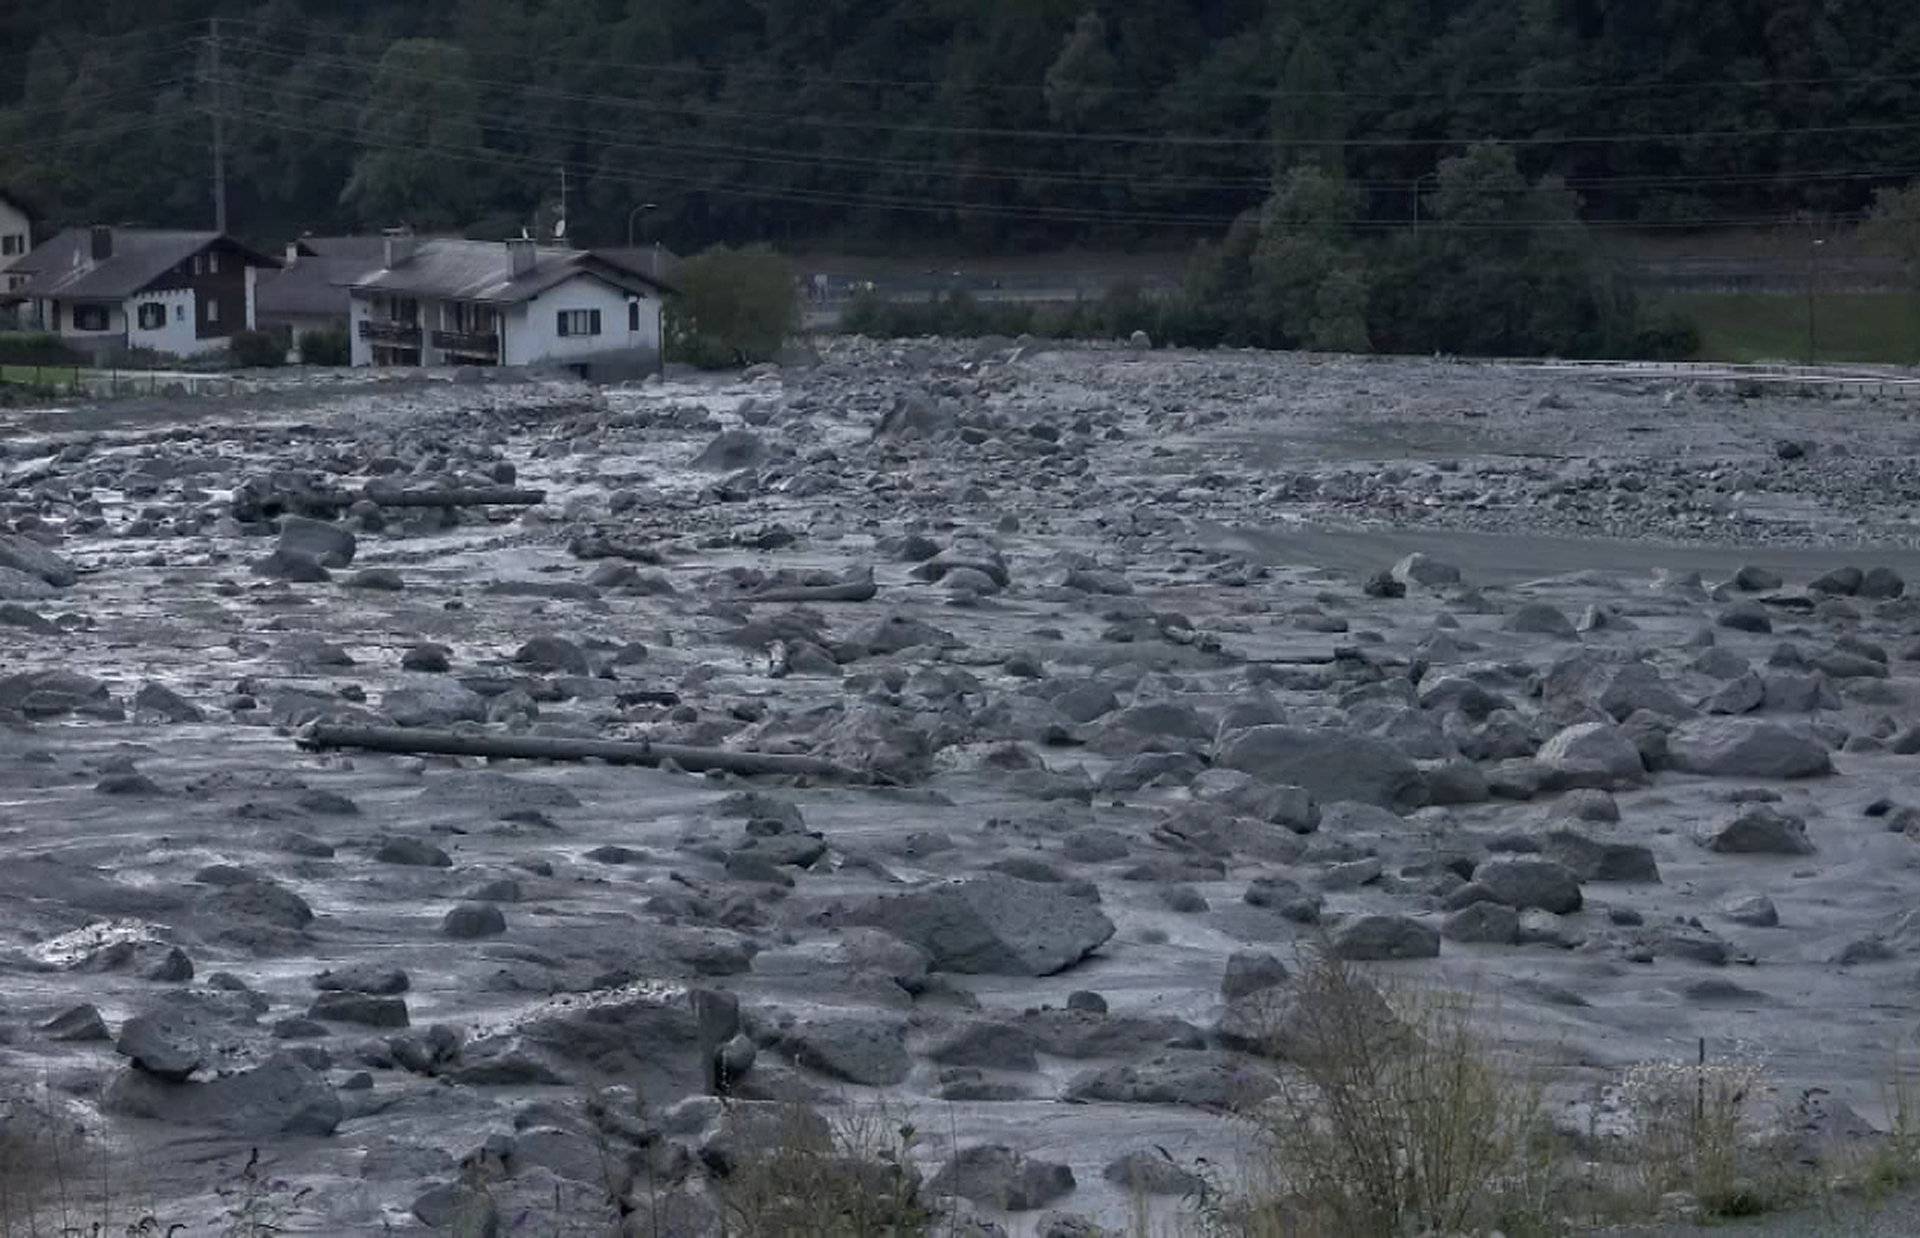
[
  {"left": 1667, "top": 719, "right": 1832, "bottom": 779},
  {"left": 276, "top": 515, "right": 356, "bottom": 568},
  {"left": 1540, "top": 829, "right": 1660, "bottom": 883},
  {"left": 1536, "top": 722, "right": 1647, "bottom": 791},
  {"left": 1331, "top": 914, "right": 1440, "bottom": 961},
  {"left": 1392, "top": 554, "right": 1461, "bottom": 589},
  {"left": 103, "top": 1054, "right": 341, "bottom": 1135},
  {"left": 384, "top": 680, "right": 488, "bottom": 728},
  {"left": 1216, "top": 726, "right": 1427, "bottom": 812},
  {"left": 691, "top": 429, "right": 768, "bottom": 471},
  {"left": 930, "top": 1146, "right": 1075, "bottom": 1212},
  {"left": 1472, "top": 858, "right": 1583, "bottom": 914},
  {"left": 116, "top": 1011, "right": 210, "bottom": 1081},
  {"left": 454, "top": 984, "right": 738, "bottom": 1103},
  {"left": 0, "top": 534, "right": 77, "bottom": 587},
  {"left": 1065, "top": 1051, "right": 1278, "bottom": 1110},
  {"left": 781, "top": 1014, "right": 910, "bottom": 1085},
  {"left": 1702, "top": 806, "right": 1815, "bottom": 855},
  {"left": 844, "top": 875, "right": 1114, "bottom": 976}
]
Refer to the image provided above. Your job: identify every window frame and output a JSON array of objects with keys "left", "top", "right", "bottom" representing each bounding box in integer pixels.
[
  {"left": 137, "top": 301, "right": 166, "bottom": 331},
  {"left": 72, "top": 303, "right": 111, "bottom": 332}
]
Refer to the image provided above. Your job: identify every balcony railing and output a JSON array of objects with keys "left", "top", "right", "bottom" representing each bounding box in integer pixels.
[
  {"left": 358, "top": 319, "right": 421, "bottom": 344},
  {"left": 431, "top": 329, "right": 500, "bottom": 355}
]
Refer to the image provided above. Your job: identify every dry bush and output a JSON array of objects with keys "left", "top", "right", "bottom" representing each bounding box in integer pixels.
[
  {"left": 1206, "top": 947, "right": 1559, "bottom": 1238},
  {"left": 710, "top": 1101, "right": 933, "bottom": 1237},
  {"left": 1615, "top": 1044, "right": 1796, "bottom": 1218},
  {"left": 0, "top": 1100, "right": 169, "bottom": 1238}
]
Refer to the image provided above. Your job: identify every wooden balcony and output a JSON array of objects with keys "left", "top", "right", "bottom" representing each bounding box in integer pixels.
[
  {"left": 358, "top": 319, "right": 421, "bottom": 344},
  {"left": 431, "top": 329, "right": 500, "bottom": 357}
]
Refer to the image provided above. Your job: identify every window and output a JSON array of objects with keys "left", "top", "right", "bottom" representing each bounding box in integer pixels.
[
  {"left": 0, "top": 234, "right": 19, "bottom": 256},
  {"left": 628, "top": 300, "right": 640, "bottom": 332},
  {"left": 72, "top": 304, "right": 110, "bottom": 331},
  {"left": 205, "top": 297, "right": 219, "bottom": 325},
  {"left": 557, "top": 309, "right": 601, "bottom": 337},
  {"left": 137, "top": 302, "right": 166, "bottom": 330},
  {"left": 175, "top": 305, "right": 185, "bottom": 322},
  {"left": 191, "top": 254, "right": 204, "bottom": 275},
  {"left": 207, "top": 250, "right": 219, "bottom": 274}
]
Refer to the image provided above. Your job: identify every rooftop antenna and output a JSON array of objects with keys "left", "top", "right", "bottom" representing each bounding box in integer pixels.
[{"left": 554, "top": 166, "right": 568, "bottom": 242}]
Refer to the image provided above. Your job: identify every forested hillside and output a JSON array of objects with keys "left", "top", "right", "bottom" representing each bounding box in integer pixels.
[{"left": 3, "top": 0, "right": 1919, "bottom": 252}]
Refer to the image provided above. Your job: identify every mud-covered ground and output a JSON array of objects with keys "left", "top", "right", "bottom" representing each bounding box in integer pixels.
[{"left": 1, "top": 341, "right": 1918, "bottom": 1235}]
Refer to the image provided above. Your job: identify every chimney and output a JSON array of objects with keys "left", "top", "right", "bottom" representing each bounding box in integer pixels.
[
  {"left": 382, "top": 225, "right": 415, "bottom": 269},
  {"left": 284, "top": 241, "right": 300, "bottom": 265},
  {"left": 506, "top": 237, "right": 537, "bottom": 278},
  {"left": 89, "top": 226, "right": 113, "bottom": 262}
]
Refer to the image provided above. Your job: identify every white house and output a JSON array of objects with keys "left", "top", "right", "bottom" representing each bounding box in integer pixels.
[
  {"left": 0, "top": 190, "right": 33, "bottom": 297},
  {"left": 7, "top": 227, "right": 278, "bottom": 359},
  {"left": 345, "top": 234, "right": 672, "bottom": 376}
]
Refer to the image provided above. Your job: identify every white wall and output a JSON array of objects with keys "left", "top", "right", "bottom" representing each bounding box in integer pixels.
[
  {"left": 504, "top": 273, "right": 660, "bottom": 367},
  {"left": 0, "top": 200, "right": 29, "bottom": 276},
  {"left": 125, "top": 289, "right": 219, "bottom": 357}
]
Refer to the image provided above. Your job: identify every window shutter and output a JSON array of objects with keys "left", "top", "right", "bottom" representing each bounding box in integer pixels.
[
  {"left": 557, "top": 310, "right": 568, "bottom": 337},
  {"left": 590, "top": 309, "right": 602, "bottom": 335}
]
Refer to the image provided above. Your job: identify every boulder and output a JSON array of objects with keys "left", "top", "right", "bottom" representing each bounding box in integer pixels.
[
  {"left": 782, "top": 1015, "right": 910, "bottom": 1085},
  {"left": 1330, "top": 914, "right": 1439, "bottom": 961},
  {"left": 691, "top": 429, "right": 768, "bottom": 471},
  {"left": 845, "top": 875, "right": 1114, "bottom": 976},
  {"left": 384, "top": 680, "right": 488, "bottom": 727},
  {"left": 1443, "top": 902, "right": 1521, "bottom": 944},
  {"left": 1667, "top": 720, "right": 1832, "bottom": 779},
  {"left": 1503, "top": 603, "right": 1579, "bottom": 640},
  {"left": 1392, "top": 554, "right": 1462, "bottom": 589},
  {"left": 1472, "top": 857, "right": 1583, "bottom": 913},
  {"left": 1540, "top": 829, "right": 1660, "bottom": 883},
  {"left": 102, "top": 1054, "right": 341, "bottom": 1136},
  {"left": 1535, "top": 722, "right": 1647, "bottom": 791},
  {"left": 1065, "top": 1051, "right": 1278, "bottom": 1110},
  {"left": 456, "top": 984, "right": 738, "bottom": 1102},
  {"left": 1216, "top": 726, "right": 1427, "bottom": 812},
  {"left": 276, "top": 515, "right": 356, "bottom": 568},
  {"left": 0, "top": 534, "right": 77, "bottom": 587},
  {"left": 930, "top": 1146, "right": 1075, "bottom": 1212},
  {"left": 1702, "top": 806, "right": 1815, "bottom": 855}
]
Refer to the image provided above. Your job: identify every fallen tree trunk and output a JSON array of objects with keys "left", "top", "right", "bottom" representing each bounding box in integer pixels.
[
  {"left": 743, "top": 569, "right": 878, "bottom": 604},
  {"left": 361, "top": 486, "right": 547, "bottom": 508},
  {"left": 297, "top": 723, "right": 864, "bottom": 781}
]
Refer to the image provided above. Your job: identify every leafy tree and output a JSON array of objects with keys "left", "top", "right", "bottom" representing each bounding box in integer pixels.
[
  {"left": 1862, "top": 182, "right": 1920, "bottom": 361},
  {"left": 1369, "top": 144, "right": 1634, "bottom": 357},
  {"left": 1251, "top": 166, "right": 1367, "bottom": 350},
  {"left": 666, "top": 244, "right": 799, "bottom": 367},
  {"left": 1044, "top": 12, "right": 1120, "bottom": 128},
  {"left": 341, "top": 39, "right": 487, "bottom": 230}
]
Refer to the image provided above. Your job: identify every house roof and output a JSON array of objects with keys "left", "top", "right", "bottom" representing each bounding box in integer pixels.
[
  {"left": 257, "top": 253, "right": 373, "bottom": 319},
  {"left": 591, "top": 246, "right": 682, "bottom": 289},
  {"left": 12, "top": 229, "right": 277, "bottom": 300},
  {"left": 346, "top": 239, "right": 673, "bottom": 304}
]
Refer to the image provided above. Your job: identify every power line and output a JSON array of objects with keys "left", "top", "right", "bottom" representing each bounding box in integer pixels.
[
  {"left": 218, "top": 100, "right": 1871, "bottom": 234},
  {"left": 0, "top": 114, "right": 187, "bottom": 156},
  {"left": 0, "top": 24, "right": 207, "bottom": 73},
  {"left": 213, "top": 14, "right": 1920, "bottom": 103},
  {"left": 218, "top": 35, "right": 1920, "bottom": 151},
  {"left": 220, "top": 68, "right": 1920, "bottom": 202}
]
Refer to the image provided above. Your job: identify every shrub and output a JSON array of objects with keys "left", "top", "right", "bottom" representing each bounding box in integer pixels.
[
  {"left": 1219, "top": 947, "right": 1557, "bottom": 1238},
  {"left": 0, "top": 333, "right": 82, "bottom": 366},
  {"left": 1630, "top": 308, "right": 1702, "bottom": 360},
  {"left": 666, "top": 244, "right": 798, "bottom": 368},
  {"left": 1617, "top": 1045, "right": 1796, "bottom": 1217},
  {"left": 706, "top": 1102, "right": 933, "bottom": 1237},
  {"left": 230, "top": 329, "right": 287, "bottom": 368},
  {"left": 298, "top": 327, "right": 350, "bottom": 367}
]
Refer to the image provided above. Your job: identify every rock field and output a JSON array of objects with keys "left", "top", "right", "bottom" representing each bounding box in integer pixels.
[{"left": 1, "top": 340, "right": 1919, "bottom": 1234}]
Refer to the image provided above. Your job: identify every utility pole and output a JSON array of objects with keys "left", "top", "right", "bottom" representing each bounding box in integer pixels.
[
  {"left": 1806, "top": 223, "right": 1824, "bottom": 366},
  {"left": 209, "top": 17, "right": 228, "bottom": 234}
]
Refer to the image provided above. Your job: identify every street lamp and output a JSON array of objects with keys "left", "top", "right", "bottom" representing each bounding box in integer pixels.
[{"left": 626, "top": 202, "right": 659, "bottom": 248}]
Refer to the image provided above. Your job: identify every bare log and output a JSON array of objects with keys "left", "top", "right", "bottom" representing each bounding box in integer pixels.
[
  {"left": 743, "top": 567, "right": 877, "bottom": 604},
  {"left": 297, "top": 723, "right": 864, "bottom": 780},
  {"left": 362, "top": 486, "right": 547, "bottom": 508}
]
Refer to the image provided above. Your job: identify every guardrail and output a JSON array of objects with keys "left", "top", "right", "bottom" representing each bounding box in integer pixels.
[{"left": 0, "top": 364, "right": 239, "bottom": 399}]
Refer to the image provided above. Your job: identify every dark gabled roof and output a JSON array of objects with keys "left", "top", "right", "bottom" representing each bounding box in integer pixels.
[
  {"left": 257, "top": 253, "right": 372, "bottom": 319},
  {"left": 13, "top": 229, "right": 278, "bottom": 300},
  {"left": 346, "top": 238, "right": 673, "bottom": 304},
  {"left": 295, "top": 235, "right": 391, "bottom": 263}
]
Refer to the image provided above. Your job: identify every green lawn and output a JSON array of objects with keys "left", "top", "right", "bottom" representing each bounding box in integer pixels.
[
  {"left": 0, "top": 363, "right": 80, "bottom": 389},
  {"left": 1660, "top": 292, "right": 1920, "bottom": 366}
]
